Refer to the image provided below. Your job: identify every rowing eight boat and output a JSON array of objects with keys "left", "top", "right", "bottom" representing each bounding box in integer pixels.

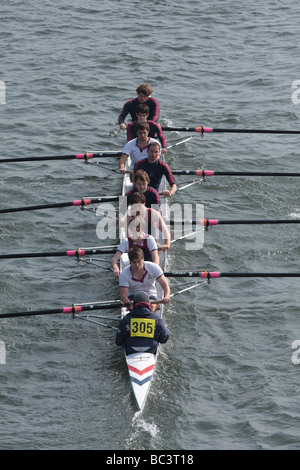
[{"left": 119, "top": 155, "right": 168, "bottom": 411}]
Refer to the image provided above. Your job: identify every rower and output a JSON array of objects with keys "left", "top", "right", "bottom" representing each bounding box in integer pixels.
[
  {"left": 125, "top": 169, "right": 160, "bottom": 208},
  {"left": 134, "top": 141, "right": 177, "bottom": 198},
  {"left": 126, "top": 103, "right": 167, "bottom": 153},
  {"left": 127, "top": 192, "right": 171, "bottom": 253},
  {"left": 111, "top": 216, "right": 159, "bottom": 279},
  {"left": 118, "top": 247, "right": 170, "bottom": 310},
  {"left": 118, "top": 83, "right": 160, "bottom": 130},
  {"left": 115, "top": 290, "right": 169, "bottom": 356},
  {"left": 118, "top": 122, "right": 161, "bottom": 174}
]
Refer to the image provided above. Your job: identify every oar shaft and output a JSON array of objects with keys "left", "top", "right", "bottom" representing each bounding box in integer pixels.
[
  {"left": 169, "top": 219, "right": 300, "bottom": 226},
  {"left": 161, "top": 126, "right": 300, "bottom": 135},
  {"left": 220, "top": 272, "right": 300, "bottom": 277},
  {"left": 0, "top": 152, "right": 122, "bottom": 163},
  {"left": 0, "top": 196, "right": 119, "bottom": 214},
  {"left": 216, "top": 219, "right": 300, "bottom": 225},
  {"left": 0, "top": 247, "right": 116, "bottom": 260},
  {"left": 171, "top": 170, "right": 300, "bottom": 177},
  {"left": 168, "top": 218, "right": 300, "bottom": 226},
  {"left": 212, "top": 128, "right": 300, "bottom": 135},
  {"left": 0, "top": 201, "right": 74, "bottom": 214},
  {"left": 164, "top": 271, "right": 300, "bottom": 278},
  {"left": 0, "top": 301, "right": 131, "bottom": 319}
]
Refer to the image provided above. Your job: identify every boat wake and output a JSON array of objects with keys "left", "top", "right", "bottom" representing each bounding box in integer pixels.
[
  {"left": 290, "top": 209, "right": 300, "bottom": 219},
  {"left": 124, "top": 413, "right": 160, "bottom": 449}
]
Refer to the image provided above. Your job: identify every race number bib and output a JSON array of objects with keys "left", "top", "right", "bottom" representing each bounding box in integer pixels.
[{"left": 130, "top": 318, "right": 155, "bottom": 338}]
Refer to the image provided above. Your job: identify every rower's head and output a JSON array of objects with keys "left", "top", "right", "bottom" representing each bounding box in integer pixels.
[
  {"left": 128, "top": 193, "right": 146, "bottom": 219},
  {"left": 136, "top": 83, "right": 153, "bottom": 103},
  {"left": 128, "top": 247, "right": 144, "bottom": 270},
  {"left": 147, "top": 141, "right": 161, "bottom": 163},
  {"left": 129, "top": 192, "right": 146, "bottom": 208},
  {"left": 127, "top": 193, "right": 147, "bottom": 237},
  {"left": 136, "top": 103, "right": 149, "bottom": 122},
  {"left": 134, "top": 170, "right": 149, "bottom": 194},
  {"left": 133, "top": 291, "right": 150, "bottom": 305},
  {"left": 128, "top": 216, "right": 146, "bottom": 240},
  {"left": 135, "top": 121, "right": 149, "bottom": 140}
]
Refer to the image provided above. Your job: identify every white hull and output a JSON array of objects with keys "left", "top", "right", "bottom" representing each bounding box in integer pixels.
[
  {"left": 120, "top": 155, "right": 168, "bottom": 410},
  {"left": 126, "top": 352, "right": 157, "bottom": 410}
]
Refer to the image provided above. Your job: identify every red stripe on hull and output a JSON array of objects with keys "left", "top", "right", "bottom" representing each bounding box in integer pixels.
[{"left": 128, "top": 364, "right": 155, "bottom": 376}]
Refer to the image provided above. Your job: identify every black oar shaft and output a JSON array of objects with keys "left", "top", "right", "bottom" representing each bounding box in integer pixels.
[
  {"left": 161, "top": 126, "right": 300, "bottom": 135},
  {"left": 0, "top": 201, "right": 74, "bottom": 214},
  {"left": 213, "top": 128, "right": 300, "bottom": 135},
  {"left": 217, "top": 219, "right": 300, "bottom": 225},
  {"left": 213, "top": 171, "right": 300, "bottom": 177},
  {"left": 164, "top": 271, "right": 300, "bottom": 278},
  {"left": 171, "top": 170, "right": 300, "bottom": 177},
  {"left": 0, "top": 196, "right": 119, "bottom": 214},
  {"left": 221, "top": 272, "right": 300, "bottom": 277},
  {"left": 0, "top": 247, "right": 116, "bottom": 260},
  {"left": 0, "top": 152, "right": 122, "bottom": 163},
  {"left": 0, "top": 301, "right": 130, "bottom": 319},
  {"left": 168, "top": 219, "right": 300, "bottom": 226}
]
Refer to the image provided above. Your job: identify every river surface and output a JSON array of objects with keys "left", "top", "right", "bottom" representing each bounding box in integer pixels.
[{"left": 0, "top": 0, "right": 300, "bottom": 451}]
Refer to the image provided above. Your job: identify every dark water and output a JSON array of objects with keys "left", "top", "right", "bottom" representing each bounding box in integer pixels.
[{"left": 0, "top": 0, "right": 300, "bottom": 450}]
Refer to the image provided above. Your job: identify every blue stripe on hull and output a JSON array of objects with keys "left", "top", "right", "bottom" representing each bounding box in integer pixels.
[{"left": 130, "top": 375, "right": 152, "bottom": 386}]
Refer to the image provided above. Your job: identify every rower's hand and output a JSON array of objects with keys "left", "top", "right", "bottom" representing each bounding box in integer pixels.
[
  {"left": 119, "top": 166, "right": 125, "bottom": 174},
  {"left": 161, "top": 148, "right": 167, "bottom": 154},
  {"left": 162, "top": 190, "right": 173, "bottom": 198},
  {"left": 157, "top": 243, "right": 170, "bottom": 252},
  {"left": 120, "top": 123, "right": 127, "bottom": 130},
  {"left": 162, "top": 297, "right": 170, "bottom": 305},
  {"left": 113, "top": 268, "right": 120, "bottom": 279}
]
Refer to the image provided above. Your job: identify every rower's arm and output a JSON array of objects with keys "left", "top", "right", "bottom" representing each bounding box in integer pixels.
[
  {"left": 120, "top": 286, "right": 132, "bottom": 307},
  {"left": 118, "top": 153, "right": 128, "bottom": 174},
  {"left": 151, "top": 249, "right": 159, "bottom": 265},
  {"left": 157, "top": 275, "right": 170, "bottom": 304},
  {"left": 111, "top": 251, "right": 121, "bottom": 278},
  {"left": 158, "top": 214, "right": 171, "bottom": 249}
]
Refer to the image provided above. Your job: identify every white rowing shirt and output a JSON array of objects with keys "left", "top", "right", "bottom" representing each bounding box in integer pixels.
[
  {"left": 119, "top": 261, "right": 163, "bottom": 298},
  {"left": 117, "top": 235, "right": 157, "bottom": 255},
  {"left": 122, "top": 137, "right": 160, "bottom": 169}
]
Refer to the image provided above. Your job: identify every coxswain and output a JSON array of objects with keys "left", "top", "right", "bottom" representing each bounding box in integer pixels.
[{"left": 115, "top": 290, "right": 169, "bottom": 356}]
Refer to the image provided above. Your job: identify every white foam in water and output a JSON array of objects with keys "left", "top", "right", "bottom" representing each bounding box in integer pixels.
[
  {"left": 0, "top": 341, "right": 6, "bottom": 364},
  {"left": 125, "top": 413, "right": 160, "bottom": 449},
  {"left": 290, "top": 210, "right": 300, "bottom": 219}
]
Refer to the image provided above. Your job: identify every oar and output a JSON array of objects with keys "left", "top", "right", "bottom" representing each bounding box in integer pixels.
[
  {"left": 0, "top": 300, "right": 131, "bottom": 319},
  {"left": 164, "top": 271, "right": 300, "bottom": 278},
  {"left": 0, "top": 246, "right": 117, "bottom": 260},
  {"left": 172, "top": 169, "right": 300, "bottom": 177},
  {"left": 0, "top": 195, "right": 119, "bottom": 214},
  {"left": 168, "top": 218, "right": 300, "bottom": 228},
  {"left": 0, "top": 298, "right": 164, "bottom": 320},
  {"left": 161, "top": 126, "right": 300, "bottom": 135},
  {"left": 167, "top": 136, "right": 195, "bottom": 149},
  {"left": 0, "top": 151, "right": 122, "bottom": 163}
]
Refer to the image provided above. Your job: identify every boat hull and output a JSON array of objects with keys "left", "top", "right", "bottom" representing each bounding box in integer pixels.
[
  {"left": 120, "top": 154, "right": 168, "bottom": 410},
  {"left": 125, "top": 352, "right": 157, "bottom": 410}
]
